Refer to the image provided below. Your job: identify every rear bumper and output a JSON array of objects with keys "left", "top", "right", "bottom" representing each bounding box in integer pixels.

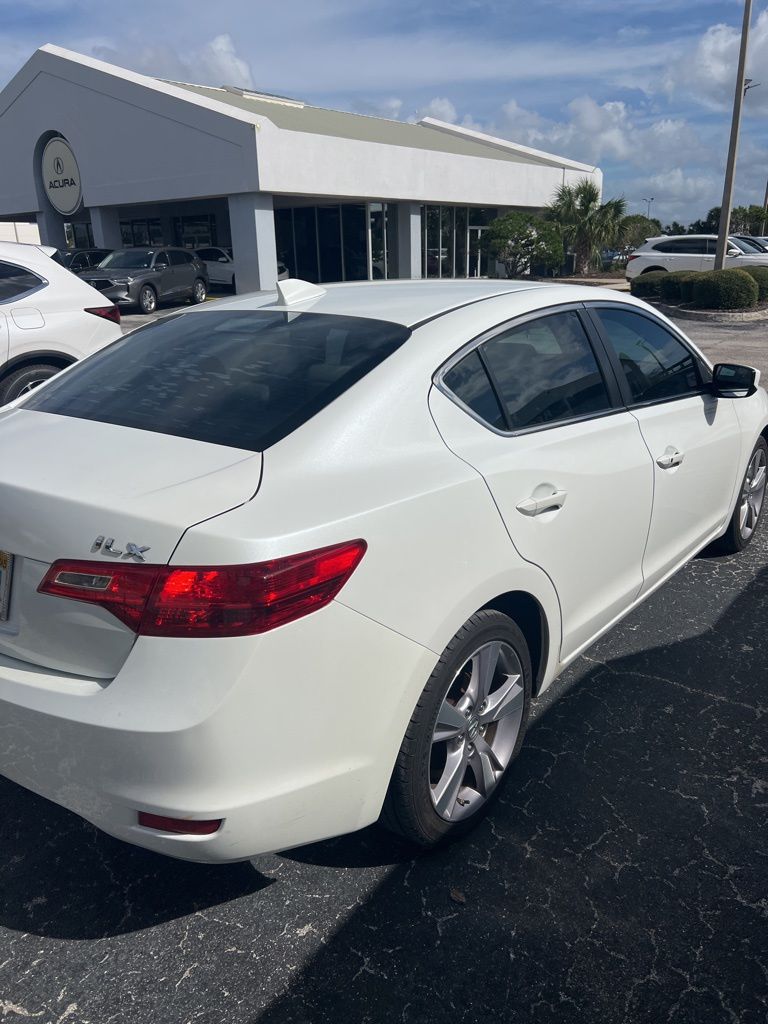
[{"left": 0, "top": 602, "right": 435, "bottom": 861}]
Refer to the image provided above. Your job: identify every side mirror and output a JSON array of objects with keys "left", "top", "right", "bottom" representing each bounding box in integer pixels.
[
  {"left": 727, "top": 248, "right": 741, "bottom": 257},
  {"left": 218, "top": 256, "right": 228, "bottom": 263},
  {"left": 711, "top": 362, "right": 759, "bottom": 398}
]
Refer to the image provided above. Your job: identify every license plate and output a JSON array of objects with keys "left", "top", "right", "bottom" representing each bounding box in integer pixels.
[{"left": 0, "top": 550, "right": 14, "bottom": 622}]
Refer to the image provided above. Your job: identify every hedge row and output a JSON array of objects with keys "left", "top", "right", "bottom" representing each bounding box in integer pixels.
[{"left": 630, "top": 267, "right": 764, "bottom": 310}]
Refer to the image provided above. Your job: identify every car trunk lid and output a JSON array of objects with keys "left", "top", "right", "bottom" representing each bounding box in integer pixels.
[{"left": 0, "top": 409, "right": 261, "bottom": 678}]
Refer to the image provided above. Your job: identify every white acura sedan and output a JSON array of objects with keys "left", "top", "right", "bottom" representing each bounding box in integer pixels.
[{"left": 0, "top": 279, "right": 765, "bottom": 862}]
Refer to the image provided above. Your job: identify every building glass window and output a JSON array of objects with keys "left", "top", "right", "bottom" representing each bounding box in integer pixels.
[
  {"left": 440, "top": 206, "right": 454, "bottom": 277},
  {"left": 454, "top": 207, "right": 468, "bottom": 278},
  {"left": 420, "top": 205, "right": 498, "bottom": 279},
  {"left": 172, "top": 215, "right": 216, "bottom": 248},
  {"left": 119, "top": 219, "right": 164, "bottom": 248},
  {"left": 369, "top": 203, "right": 386, "bottom": 279},
  {"left": 293, "top": 207, "right": 319, "bottom": 283},
  {"left": 317, "top": 206, "right": 342, "bottom": 282},
  {"left": 385, "top": 204, "right": 398, "bottom": 279},
  {"left": 273, "top": 202, "right": 399, "bottom": 284},
  {"left": 275, "top": 209, "right": 295, "bottom": 277},
  {"left": 341, "top": 204, "right": 368, "bottom": 281}
]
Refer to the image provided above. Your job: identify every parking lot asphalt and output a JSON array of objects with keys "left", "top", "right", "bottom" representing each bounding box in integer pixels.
[{"left": 2, "top": 313, "right": 767, "bottom": 1024}]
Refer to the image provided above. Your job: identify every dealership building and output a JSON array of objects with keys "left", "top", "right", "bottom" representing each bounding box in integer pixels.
[{"left": 0, "top": 45, "right": 601, "bottom": 291}]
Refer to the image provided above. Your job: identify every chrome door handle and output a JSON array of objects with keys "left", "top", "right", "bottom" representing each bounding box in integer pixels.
[
  {"left": 656, "top": 447, "right": 684, "bottom": 470},
  {"left": 516, "top": 489, "right": 568, "bottom": 516}
]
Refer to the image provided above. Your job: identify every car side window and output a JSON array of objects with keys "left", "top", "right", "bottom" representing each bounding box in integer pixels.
[
  {"left": 442, "top": 350, "right": 506, "bottom": 430},
  {"left": 595, "top": 308, "right": 702, "bottom": 404},
  {"left": 197, "top": 248, "right": 219, "bottom": 261},
  {"left": 169, "top": 251, "right": 188, "bottom": 266},
  {"left": 654, "top": 238, "right": 705, "bottom": 254},
  {"left": 154, "top": 251, "right": 170, "bottom": 269},
  {"left": 0, "top": 261, "right": 43, "bottom": 302},
  {"left": 478, "top": 310, "right": 613, "bottom": 431}
]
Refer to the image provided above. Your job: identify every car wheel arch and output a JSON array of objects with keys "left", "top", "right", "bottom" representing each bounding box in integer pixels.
[
  {"left": 0, "top": 350, "right": 74, "bottom": 382},
  {"left": 479, "top": 590, "right": 549, "bottom": 696}
]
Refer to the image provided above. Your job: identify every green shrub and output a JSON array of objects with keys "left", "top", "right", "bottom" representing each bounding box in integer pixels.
[
  {"left": 692, "top": 269, "right": 758, "bottom": 310},
  {"left": 659, "top": 271, "right": 697, "bottom": 304},
  {"left": 630, "top": 271, "right": 666, "bottom": 298},
  {"left": 741, "top": 265, "right": 768, "bottom": 301},
  {"left": 679, "top": 275, "right": 698, "bottom": 302}
]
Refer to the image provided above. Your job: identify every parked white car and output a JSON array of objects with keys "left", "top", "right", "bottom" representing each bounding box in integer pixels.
[
  {"left": 195, "top": 246, "right": 289, "bottom": 290},
  {"left": 626, "top": 234, "right": 768, "bottom": 279},
  {"left": 0, "top": 241, "right": 122, "bottom": 404},
  {"left": 0, "top": 279, "right": 766, "bottom": 862}
]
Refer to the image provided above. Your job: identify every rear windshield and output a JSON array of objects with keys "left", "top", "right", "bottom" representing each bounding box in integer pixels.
[{"left": 24, "top": 310, "right": 411, "bottom": 451}]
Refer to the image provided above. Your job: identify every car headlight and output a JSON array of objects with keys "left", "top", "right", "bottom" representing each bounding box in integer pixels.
[{"left": 112, "top": 277, "right": 134, "bottom": 284}]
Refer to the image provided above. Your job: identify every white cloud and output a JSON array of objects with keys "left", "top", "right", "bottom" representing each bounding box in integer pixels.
[
  {"left": 413, "top": 97, "right": 458, "bottom": 123},
  {"left": 92, "top": 33, "right": 253, "bottom": 89},
  {"left": 666, "top": 8, "right": 768, "bottom": 114}
]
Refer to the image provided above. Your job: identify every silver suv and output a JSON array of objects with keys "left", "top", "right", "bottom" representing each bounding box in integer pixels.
[
  {"left": 626, "top": 234, "right": 768, "bottom": 280},
  {"left": 79, "top": 247, "right": 208, "bottom": 314}
]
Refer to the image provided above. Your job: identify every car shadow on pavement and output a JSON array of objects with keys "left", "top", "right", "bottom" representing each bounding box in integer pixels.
[
  {"left": 0, "top": 783, "right": 272, "bottom": 938},
  {"left": 259, "top": 563, "right": 768, "bottom": 1023}
]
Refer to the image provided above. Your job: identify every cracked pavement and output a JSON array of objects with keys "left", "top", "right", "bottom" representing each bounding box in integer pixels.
[{"left": 1, "top": 318, "right": 766, "bottom": 1023}]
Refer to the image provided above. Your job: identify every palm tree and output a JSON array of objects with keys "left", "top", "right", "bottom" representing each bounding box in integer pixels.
[{"left": 546, "top": 178, "right": 627, "bottom": 275}]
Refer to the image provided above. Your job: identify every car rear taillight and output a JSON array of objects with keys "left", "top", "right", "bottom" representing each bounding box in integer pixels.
[
  {"left": 626, "top": 254, "right": 639, "bottom": 262},
  {"left": 85, "top": 304, "right": 121, "bottom": 324},
  {"left": 37, "top": 540, "right": 367, "bottom": 637},
  {"left": 138, "top": 812, "right": 222, "bottom": 835}
]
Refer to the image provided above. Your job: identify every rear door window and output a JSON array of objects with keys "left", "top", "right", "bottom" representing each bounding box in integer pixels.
[
  {"left": 0, "top": 262, "right": 44, "bottom": 302},
  {"left": 478, "top": 310, "right": 613, "bottom": 430},
  {"left": 24, "top": 311, "right": 411, "bottom": 451},
  {"left": 441, "top": 350, "right": 505, "bottom": 430}
]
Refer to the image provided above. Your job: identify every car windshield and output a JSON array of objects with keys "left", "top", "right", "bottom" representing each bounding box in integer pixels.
[
  {"left": 730, "top": 237, "right": 765, "bottom": 254},
  {"left": 23, "top": 310, "right": 411, "bottom": 451},
  {"left": 98, "top": 249, "right": 156, "bottom": 269}
]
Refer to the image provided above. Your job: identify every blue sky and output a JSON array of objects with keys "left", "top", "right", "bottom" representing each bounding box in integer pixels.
[{"left": 1, "top": 0, "right": 767, "bottom": 224}]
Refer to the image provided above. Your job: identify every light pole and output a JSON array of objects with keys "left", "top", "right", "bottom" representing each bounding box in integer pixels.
[
  {"left": 715, "top": 0, "right": 753, "bottom": 270},
  {"left": 642, "top": 197, "right": 655, "bottom": 220}
]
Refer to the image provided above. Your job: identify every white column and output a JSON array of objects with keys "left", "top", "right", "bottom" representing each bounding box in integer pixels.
[
  {"left": 35, "top": 207, "right": 67, "bottom": 249},
  {"left": 227, "top": 192, "right": 278, "bottom": 293},
  {"left": 397, "top": 203, "right": 422, "bottom": 279},
  {"left": 90, "top": 206, "right": 123, "bottom": 249}
]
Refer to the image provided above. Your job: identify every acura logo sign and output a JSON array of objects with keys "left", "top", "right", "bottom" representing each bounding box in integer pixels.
[{"left": 41, "top": 137, "right": 82, "bottom": 216}]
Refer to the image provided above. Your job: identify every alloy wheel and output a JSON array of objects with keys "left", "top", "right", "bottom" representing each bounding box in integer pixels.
[
  {"left": 429, "top": 640, "right": 525, "bottom": 822},
  {"left": 140, "top": 287, "right": 156, "bottom": 313},
  {"left": 739, "top": 447, "right": 767, "bottom": 541}
]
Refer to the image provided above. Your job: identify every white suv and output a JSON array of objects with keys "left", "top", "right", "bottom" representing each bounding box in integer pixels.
[
  {"left": 626, "top": 234, "right": 768, "bottom": 280},
  {"left": 0, "top": 241, "right": 123, "bottom": 404}
]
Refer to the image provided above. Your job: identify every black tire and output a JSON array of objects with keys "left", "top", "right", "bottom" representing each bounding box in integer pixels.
[
  {"left": 138, "top": 284, "right": 157, "bottom": 315},
  {"left": 381, "top": 609, "right": 531, "bottom": 847},
  {"left": 641, "top": 266, "right": 667, "bottom": 274},
  {"left": 191, "top": 278, "right": 207, "bottom": 304},
  {"left": 708, "top": 436, "right": 768, "bottom": 555},
  {"left": 231, "top": 274, "right": 236, "bottom": 292},
  {"left": 0, "top": 363, "right": 62, "bottom": 404}
]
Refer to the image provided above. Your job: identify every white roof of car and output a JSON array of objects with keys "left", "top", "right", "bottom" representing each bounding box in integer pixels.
[{"left": 196, "top": 279, "right": 557, "bottom": 327}]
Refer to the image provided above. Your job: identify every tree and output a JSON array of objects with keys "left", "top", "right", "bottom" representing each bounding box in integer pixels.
[
  {"left": 663, "top": 221, "right": 687, "bottom": 236},
  {"left": 546, "top": 178, "right": 627, "bottom": 274},
  {"left": 689, "top": 207, "right": 720, "bottom": 234},
  {"left": 620, "top": 214, "right": 663, "bottom": 251},
  {"left": 482, "top": 211, "right": 563, "bottom": 278}
]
